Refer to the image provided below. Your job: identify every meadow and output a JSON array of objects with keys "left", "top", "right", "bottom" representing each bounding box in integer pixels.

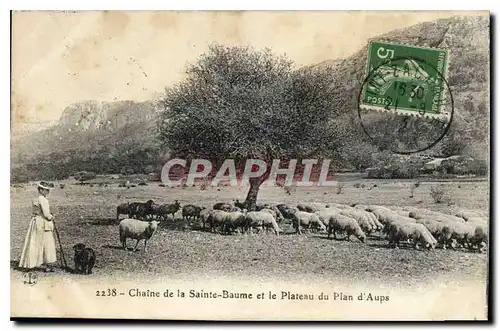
[{"left": 10, "top": 175, "right": 489, "bottom": 288}]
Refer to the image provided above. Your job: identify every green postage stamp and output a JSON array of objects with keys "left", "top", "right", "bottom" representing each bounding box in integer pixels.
[{"left": 359, "top": 41, "right": 451, "bottom": 120}]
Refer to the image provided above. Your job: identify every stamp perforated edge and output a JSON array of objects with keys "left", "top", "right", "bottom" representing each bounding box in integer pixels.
[{"left": 359, "top": 40, "right": 452, "bottom": 120}]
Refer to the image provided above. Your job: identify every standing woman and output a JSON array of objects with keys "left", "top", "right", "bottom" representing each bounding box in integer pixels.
[{"left": 19, "top": 181, "right": 58, "bottom": 272}]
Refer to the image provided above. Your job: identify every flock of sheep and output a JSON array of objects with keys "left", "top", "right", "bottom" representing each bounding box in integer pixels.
[{"left": 115, "top": 198, "right": 489, "bottom": 253}]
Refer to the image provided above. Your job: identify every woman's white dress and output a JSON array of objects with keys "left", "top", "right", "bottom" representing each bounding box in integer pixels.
[{"left": 18, "top": 195, "right": 57, "bottom": 269}]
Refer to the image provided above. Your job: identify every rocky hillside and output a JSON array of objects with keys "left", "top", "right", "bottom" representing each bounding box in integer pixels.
[
  {"left": 11, "top": 100, "right": 164, "bottom": 182},
  {"left": 10, "top": 14, "right": 489, "bottom": 182},
  {"left": 312, "top": 14, "right": 489, "bottom": 161}
]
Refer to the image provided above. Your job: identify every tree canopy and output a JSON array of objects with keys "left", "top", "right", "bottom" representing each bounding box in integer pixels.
[{"left": 158, "top": 44, "right": 348, "bottom": 209}]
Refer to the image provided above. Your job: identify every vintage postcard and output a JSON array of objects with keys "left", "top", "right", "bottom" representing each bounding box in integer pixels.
[{"left": 10, "top": 10, "right": 490, "bottom": 321}]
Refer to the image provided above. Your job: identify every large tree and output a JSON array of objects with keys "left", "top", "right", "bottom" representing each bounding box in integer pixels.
[{"left": 158, "top": 44, "right": 346, "bottom": 210}]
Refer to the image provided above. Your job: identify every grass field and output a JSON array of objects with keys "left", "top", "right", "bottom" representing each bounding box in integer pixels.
[{"left": 10, "top": 176, "right": 489, "bottom": 288}]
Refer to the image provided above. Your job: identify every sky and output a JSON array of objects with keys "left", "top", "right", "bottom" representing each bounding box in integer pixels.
[{"left": 11, "top": 10, "right": 483, "bottom": 130}]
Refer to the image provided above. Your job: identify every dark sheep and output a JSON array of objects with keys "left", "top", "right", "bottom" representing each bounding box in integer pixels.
[
  {"left": 297, "top": 203, "right": 319, "bottom": 213},
  {"left": 213, "top": 202, "right": 233, "bottom": 212},
  {"left": 276, "top": 204, "right": 299, "bottom": 221},
  {"left": 116, "top": 202, "right": 131, "bottom": 222},
  {"left": 255, "top": 203, "right": 274, "bottom": 211},
  {"left": 73, "top": 243, "right": 96, "bottom": 275},
  {"left": 128, "top": 200, "right": 155, "bottom": 220},
  {"left": 233, "top": 199, "right": 246, "bottom": 210},
  {"left": 158, "top": 200, "right": 182, "bottom": 221},
  {"left": 182, "top": 204, "right": 206, "bottom": 221}
]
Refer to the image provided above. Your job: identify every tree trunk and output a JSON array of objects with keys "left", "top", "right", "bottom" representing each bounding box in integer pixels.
[
  {"left": 244, "top": 180, "right": 261, "bottom": 211},
  {"left": 243, "top": 157, "right": 272, "bottom": 211}
]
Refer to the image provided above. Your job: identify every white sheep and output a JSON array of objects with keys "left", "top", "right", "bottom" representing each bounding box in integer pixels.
[
  {"left": 206, "top": 210, "right": 229, "bottom": 233},
  {"left": 339, "top": 208, "right": 376, "bottom": 235},
  {"left": 261, "top": 208, "right": 285, "bottom": 224},
  {"left": 369, "top": 208, "right": 403, "bottom": 227},
  {"left": 327, "top": 214, "right": 366, "bottom": 243},
  {"left": 414, "top": 218, "right": 452, "bottom": 248},
  {"left": 293, "top": 211, "right": 326, "bottom": 235},
  {"left": 297, "top": 203, "right": 321, "bottom": 213},
  {"left": 466, "top": 216, "right": 488, "bottom": 226},
  {"left": 365, "top": 211, "right": 384, "bottom": 230},
  {"left": 315, "top": 208, "right": 342, "bottom": 228},
  {"left": 326, "top": 203, "right": 350, "bottom": 209},
  {"left": 440, "top": 222, "right": 477, "bottom": 249},
  {"left": 222, "top": 210, "right": 248, "bottom": 235},
  {"left": 387, "top": 222, "right": 436, "bottom": 250},
  {"left": 119, "top": 218, "right": 159, "bottom": 252},
  {"left": 455, "top": 209, "right": 488, "bottom": 221},
  {"left": 405, "top": 207, "right": 465, "bottom": 224},
  {"left": 199, "top": 208, "right": 212, "bottom": 229},
  {"left": 245, "top": 211, "right": 281, "bottom": 235}
]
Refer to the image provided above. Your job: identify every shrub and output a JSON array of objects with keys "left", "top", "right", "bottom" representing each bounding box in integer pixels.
[
  {"left": 430, "top": 184, "right": 447, "bottom": 203},
  {"left": 409, "top": 181, "right": 420, "bottom": 198},
  {"left": 73, "top": 171, "right": 96, "bottom": 183},
  {"left": 336, "top": 183, "right": 345, "bottom": 194}
]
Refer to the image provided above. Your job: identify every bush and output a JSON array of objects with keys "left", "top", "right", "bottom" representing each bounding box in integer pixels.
[
  {"left": 430, "top": 184, "right": 447, "bottom": 203},
  {"left": 364, "top": 152, "right": 422, "bottom": 179},
  {"left": 336, "top": 183, "right": 345, "bottom": 194},
  {"left": 73, "top": 171, "right": 96, "bottom": 183},
  {"left": 439, "top": 156, "right": 488, "bottom": 176}
]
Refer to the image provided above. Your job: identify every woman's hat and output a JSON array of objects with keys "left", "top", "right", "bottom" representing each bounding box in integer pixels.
[{"left": 38, "top": 181, "right": 55, "bottom": 190}]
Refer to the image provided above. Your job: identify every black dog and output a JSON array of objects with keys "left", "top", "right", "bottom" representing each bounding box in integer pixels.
[{"left": 73, "top": 243, "right": 96, "bottom": 275}]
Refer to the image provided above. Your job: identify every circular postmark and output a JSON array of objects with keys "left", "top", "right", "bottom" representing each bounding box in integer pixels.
[
  {"left": 22, "top": 270, "right": 38, "bottom": 286},
  {"left": 357, "top": 53, "right": 454, "bottom": 155}
]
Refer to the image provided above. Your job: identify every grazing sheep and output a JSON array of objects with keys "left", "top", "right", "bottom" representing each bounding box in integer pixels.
[
  {"left": 405, "top": 207, "right": 465, "bottom": 224},
  {"left": 276, "top": 204, "right": 299, "bottom": 221},
  {"left": 315, "top": 208, "right": 342, "bottom": 228},
  {"left": 213, "top": 202, "right": 233, "bottom": 212},
  {"left": 362, "top": 211, "right": 383, "bottom": 230},
  {"left": 199, "top": 209, "right": 213, "bottom": 230},
  {"left": 292, "top": 211, "right": 326, "bottom": 235},
  {"left": 297, "top": 203, "right": 320, "bottom": 213},
  {"left": 222, "top": 210, "right": 248, "bottom": 235},
  {"left": 254, "top": 203, "right": 275, "bottom": 212},
  {"left": 327, "top": 203, "right": 350, "bottom": 209},
  {"left": 72, "top": 243, "right": 96, "bottom": 275},
  {"left": 340, "top": 208, "right": 375, "bottom": 235},
  {"left": 260, "top": 208, "right": 279, "bottom": 220},
  {"left": 470, "top": 226, "right": 488, "bottom": 252},
  {"left": 455, "top": 209, "right": 488, "bottom": 221},
  {"left": 205, "top": 210, "right": 229, "bottom": 233},
  {"left": 116, "top": 202, "right": 131, "bottom": 222},
  {"left": 149, "top": 202, "right": 162, "bottom": 220},
  {"left": 245, "top": 211, "right": 281, "bottom": 235},
  {"left": 327, "top": 214, "right": 366, "bottom": 243},
  {"left": 413, "top": 218, "right": 451, "bottom": 248},
  {"left": 369, "top": 208, "right": 404, "bottom": 227},
  {"left": 182, "top": 204, "right": 206, "bottom": 222},
  {"left": 158, "top": 200, "right": 181, "bottom": 221},
  {"left": 232, "top": 199, "right": 246, "bottom": 210},
  {"left": 128, "top": 200, "right": 155, "bottom": 220},
  {"left": 466, "top": 216, "right": 488, "bottom": 226},
  {"left": 392, "top": 209, "right": 410, "bottom": 217},
  {"left": 119, "top": 219, "right": 159, "bottom": 252},
  {"left": 387, "top": 222, "right": 436, "bottom": 250}
]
